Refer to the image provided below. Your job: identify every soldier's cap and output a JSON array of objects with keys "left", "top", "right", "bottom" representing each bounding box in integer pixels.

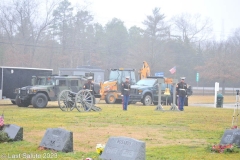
[
  {"left": 125, "top": 76, "right": 130, "bottom": 79},
  {"left": 180, "top": 77, "right": 186, "bottom": 80},
  {"left": 87, "top": 76, "right": 93, "bottom": 80}
]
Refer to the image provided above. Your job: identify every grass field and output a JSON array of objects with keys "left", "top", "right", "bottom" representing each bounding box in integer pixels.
[
  {"left": 0, "top": 95, "right": 239, "bottom": 160},
  {"left": 189, "top": 95, "right": 236, "bottom": 104}
]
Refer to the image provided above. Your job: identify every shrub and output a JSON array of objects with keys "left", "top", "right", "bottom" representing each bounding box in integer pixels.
[{"left": 0, "top": 130, "right": 10, "bottom": 143}]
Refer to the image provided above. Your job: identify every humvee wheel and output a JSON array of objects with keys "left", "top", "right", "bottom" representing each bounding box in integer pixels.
[
  {"left": 16, "top": 95, "right": 29, "bottom": 107},
  {"left": 105, "top": 93, "right": 116, "bottom": 104},
  {"left": 75, "top": 90, "right": 94, "bottom": 112},
  {"left": 32, "top": 93, "right": 48, "bottom": 108},
  {"left": 11, "top": 100, "right": 16, "bottom": 105},
  {"left": 58, "top": 90, "right": 75, "bottom": 111}
]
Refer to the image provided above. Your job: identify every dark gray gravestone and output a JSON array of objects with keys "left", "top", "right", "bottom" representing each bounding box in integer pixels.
[
  {"left": 3, "top": 124, "right": 23, "bottom": 141},
  {"left": 100, "top": 136, "right": 145, "bottom": 160},
  {"left": 220, "top": 129, "right": 240, "bottom": 147},
  {"left": 39, "top": 128, "right": 73, "bottom": 152}
]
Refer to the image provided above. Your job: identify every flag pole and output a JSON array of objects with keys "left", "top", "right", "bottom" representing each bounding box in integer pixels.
[{"left": 174, "top": 66, "right": 176, "bottom": 79}]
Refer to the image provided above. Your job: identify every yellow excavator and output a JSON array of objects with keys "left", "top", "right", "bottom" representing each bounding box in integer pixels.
[{"left": 99, "top": 61, "right": 151, "bottom": 104}]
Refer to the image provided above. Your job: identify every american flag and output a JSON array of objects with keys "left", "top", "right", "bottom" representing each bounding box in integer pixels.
[
  {"left": 169, "top": 66, "right": 176, "bottom": 74},
  {"left": 0, "top": 113, "right": 4, "bottom": 127}
]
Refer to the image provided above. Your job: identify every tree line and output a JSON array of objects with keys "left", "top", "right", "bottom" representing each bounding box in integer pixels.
[{"left": 0, "top": 0, "right": 240, "bottom": 90}]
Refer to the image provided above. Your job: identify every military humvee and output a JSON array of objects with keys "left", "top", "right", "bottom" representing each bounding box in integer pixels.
[{"left": 15, "top": 75, "right": 100, "bottom": 108}]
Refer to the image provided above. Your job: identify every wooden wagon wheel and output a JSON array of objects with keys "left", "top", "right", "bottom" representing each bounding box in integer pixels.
[
  {"left": 75, "top": 90, "right": 94, "bottom": 112},
  {"left": 58, "top": 90, "right": 76, "bottom": 111}
]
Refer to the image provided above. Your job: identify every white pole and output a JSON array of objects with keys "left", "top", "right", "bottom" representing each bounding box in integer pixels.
[
  {"left": 214, "top": 82, "right": 219, "bottom": 107},
  {"left": 155, "top": 78, "right": 164, "bottom": 111},
  {"left": 0, "top": 68, "right": 3, "bottom": 99}
]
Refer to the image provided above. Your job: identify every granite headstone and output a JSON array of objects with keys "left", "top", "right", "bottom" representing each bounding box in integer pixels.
[
  {"left": 100, "top": 136, "right": 145, "bottom": 160},
  {"left": 3, "top": 124, "right": 23, "bottom": 141},
  {"left": 220, "top": 129, "right": 240, "bottom": 147},
  {"left": 39, "top": 128, "right": 73, "bottom": 152}
]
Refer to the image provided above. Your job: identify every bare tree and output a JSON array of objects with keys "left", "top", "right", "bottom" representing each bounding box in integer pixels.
[
  {"left": 171, "top": 13, "right": 213, "bottom": 43},
  {"left": 0, "top": 0, "right": 57, "bottom": 66}
]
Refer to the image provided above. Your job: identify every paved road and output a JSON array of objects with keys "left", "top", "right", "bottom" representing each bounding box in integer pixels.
[{"left": 190, "top": 103, "right": 240, "bottom": 109}]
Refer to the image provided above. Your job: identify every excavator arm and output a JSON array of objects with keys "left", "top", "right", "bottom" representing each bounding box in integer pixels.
[{"left": 139, "top": 61, "right": 150, "bottom": 80}]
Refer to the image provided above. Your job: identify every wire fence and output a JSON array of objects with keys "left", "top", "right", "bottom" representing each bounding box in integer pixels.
[{"left": 192, "top": 87, "right": 240, "bottom": 96}]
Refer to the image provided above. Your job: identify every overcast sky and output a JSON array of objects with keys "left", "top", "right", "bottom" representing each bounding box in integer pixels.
[{"left": 71, "top": 0, "right": 240, "bottom": 40}]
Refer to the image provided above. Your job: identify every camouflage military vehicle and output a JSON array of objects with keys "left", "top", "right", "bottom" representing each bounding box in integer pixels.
[{"left": 15, "top": 75, "right": 100, "bottom": 108}]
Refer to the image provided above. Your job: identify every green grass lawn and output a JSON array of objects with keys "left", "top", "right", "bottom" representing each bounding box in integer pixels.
[
  {"left": 189, "top": 95, "right": 236, "bottom": 104},
  {"left": 0, "top": 96, "right": 240, "bottom": 160}
]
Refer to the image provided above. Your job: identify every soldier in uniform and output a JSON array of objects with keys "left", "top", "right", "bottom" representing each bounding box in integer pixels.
[
  {"left": 176, "top": 77, "right": 187, "bottom": 111},
  {"left": 83, "top": 77, "right": 95, "bottom": 109},
  {"left": 122, "top": 76, "right": 131, "bottom": 111},
  {"left": 83, "top": 76, "right": 95, "bottom": 95}
]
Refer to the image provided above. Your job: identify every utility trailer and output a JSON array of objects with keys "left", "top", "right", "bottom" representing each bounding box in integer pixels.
[
  {"left": 59, "top": 66, "right": 105, "bottom": 83},
  {"left": 0, "top": 66, "right": 53, "bottom": 104}
]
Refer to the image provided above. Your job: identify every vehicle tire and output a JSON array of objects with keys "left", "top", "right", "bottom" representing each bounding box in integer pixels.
[
  {"left": 15, "top": 96, "right": 21, "bottom": 106},
  {"left": 11, "top": 100, "right": 16, "bottom": 105},
  {"left": 15, "top": 95, "right": 29, "bottom": 107},
  {"left": 105, "top": 93, "right": 116, "bottom": 104},
  {"left": 32, "top": 93, "right": 48, "bottom": 108},
  {"left": 184, "top": 97, "right": 188, "bottom": 106},
  {"left": 143, "top": 94, "right": 152, "bottom": 106}
]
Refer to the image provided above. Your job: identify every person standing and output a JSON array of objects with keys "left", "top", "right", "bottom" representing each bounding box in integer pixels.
[
  {"left": 83, "top": 76, "right": 95, "bottom": 95},
  {"left": 122, "top": 76, "right": 131, "bottom": 111},
  {"left": 170, "top": 84, "right": 174, "bottom": 105},
  {"left": 176, "top": 77, "right": 187, "bottom": 111}
]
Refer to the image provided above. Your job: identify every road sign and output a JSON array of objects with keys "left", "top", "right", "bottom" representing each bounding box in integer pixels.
[
  {"left": 196, "top": 73, "right": 199, "bottom": 82},
  {"left": 155, "top": 72, "right": 164, "bottom": 77}
]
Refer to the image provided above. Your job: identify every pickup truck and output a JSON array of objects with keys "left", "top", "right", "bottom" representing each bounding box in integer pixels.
[{"left": 129, "top": 78, "right": 192, "bottom": 106}]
